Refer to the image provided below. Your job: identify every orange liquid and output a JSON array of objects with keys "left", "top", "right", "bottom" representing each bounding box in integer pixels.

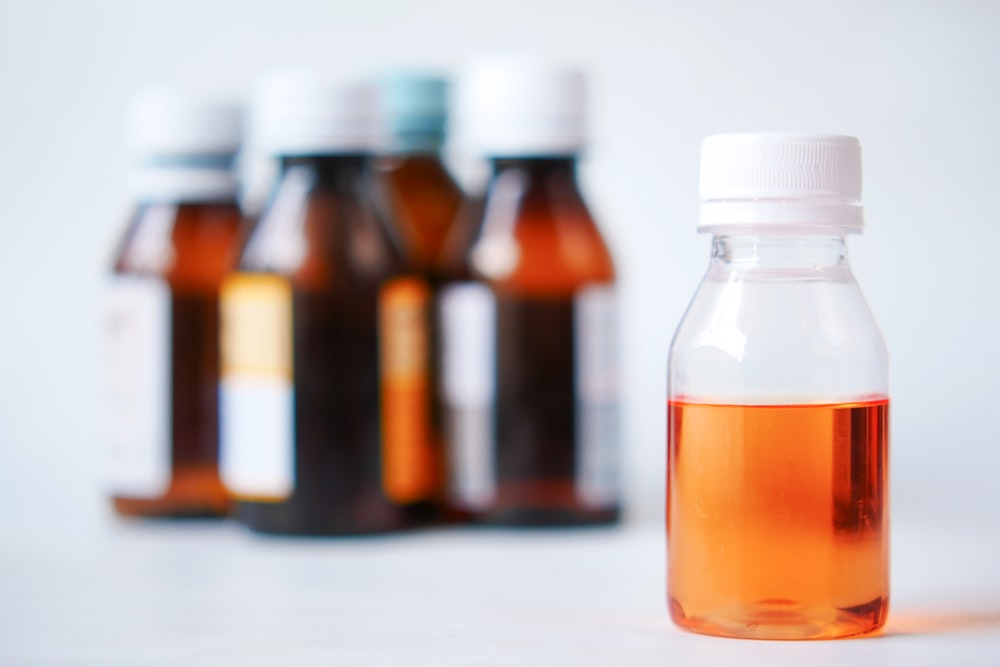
[{"left": 667, "top": 399, "right": 889, "bottom": 639}]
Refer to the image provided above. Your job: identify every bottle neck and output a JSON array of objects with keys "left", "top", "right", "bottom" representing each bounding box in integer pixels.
[
  {"left": 486, "top": 156, "right": 582, "bottom": 206},
  {"left": 491, "top": 155, "right": 577, "bottom": 178},
  {"left": 130, "top": 154, "right": 238, "bottom": 204},
  {"left": 279, "top": 154, "right": 368, "bottom": 185},
  {"left": 711, "top": 234, "right": 850, "bottom": 275},
  {"left": 280, "top": 153, "right": 367, "bottom": 170},
  {"left": 379, "top": 152, "right": 445, "bottom": 168},
  {"left": 383, "top": 135, "right": 445, "bottom": 156}
]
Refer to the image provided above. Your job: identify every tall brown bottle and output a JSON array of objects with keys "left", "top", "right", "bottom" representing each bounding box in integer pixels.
[
  {"left": 373, "top": 74, "right": 464, "bottom": 518},
  {"left": 219, "top": 72, "right": 436, "bottom": 534},
  {"left": 102, "top": 87, "right": 242, "bottom": 517},
  {"left": 438, "top": 59, "right": 621, "bottom": 525}
]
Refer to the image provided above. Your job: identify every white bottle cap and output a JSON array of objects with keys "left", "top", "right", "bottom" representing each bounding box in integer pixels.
[
  {"left": 126, "top": 84, "right": 242, "bottom": 202},
  {"left": 458, "top": 56, "right": 586, "bottom": 157},
  {"left": 127, "top": 85, "right": 242, "bottom": 158},
  {"left": 252, "top": 69, "right": 377, "bottom": 156},
  {"left": 699, "top": 133, "right": 863, "bottom": 233}
]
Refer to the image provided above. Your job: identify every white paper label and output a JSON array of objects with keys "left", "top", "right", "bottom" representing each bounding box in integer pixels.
[
  {"left": 219, "top": 274, "right": 294, "bottom": 500},
  {"left": 101, "top": 276, "right": 171, "bottom": 497},
  {"left": 575, "top": 285, "right": 620, "bottom": 508},
  {"left": 439, "top": 282, "right": 496, "bottom": 510},
  {"left": 220, "top": 378, "right": 294, "bottom": 499}
]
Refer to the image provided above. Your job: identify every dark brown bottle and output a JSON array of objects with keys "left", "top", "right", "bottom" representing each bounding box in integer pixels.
[
  {"left": 102, "top": 88, "right": 242, "bottom": 517},
  {"left": 220, "top": 74, "right": 436, "bottom": 534},
  {"left": 439, "top": 61, "right": 621, "bottom": 525}
]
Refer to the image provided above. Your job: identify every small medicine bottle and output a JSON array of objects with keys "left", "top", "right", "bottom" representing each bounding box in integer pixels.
[
  {"left": 438, "top": 58, "right": 620, "bottom": 525},
  {"left": 373, "top": 74, "right": 463, "bottom": 275},
  {"left": 667, "top": 133, "right": 889, "bottom": 639},
  {"left": 102, "top": 86, "right": 243, "bottom": 517},
  {"left": 219, "top": 71, "right": 436, "bottom": 535}
]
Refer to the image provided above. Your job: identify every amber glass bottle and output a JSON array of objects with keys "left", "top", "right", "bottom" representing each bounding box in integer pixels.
[
  {"left": 220, "top": 72, "right": 435, "bottom": 534},
  {"left": 438, "top": 59, "right": 620, "bottom": 525},
  {"left": 102, "top": 87, "right": 242, "bottom": 517},
  {"left": 373, "top": 74, "right": 463, "bottom": 518},
  {"left": 374, "top": 74, "right": 462, "bottom": 275}
]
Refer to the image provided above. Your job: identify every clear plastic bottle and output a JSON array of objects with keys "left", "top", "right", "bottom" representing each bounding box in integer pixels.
[
  {"left": 219, "top": 71, "right": 435, "bottom": 534},
  {"left": 438, "top": 58, "right": 620, "bottom": 525},
  {"left": 102, "top": 86, "right": 243, "bottom": 517},
  {"left": 667, "top": 133, "right": 889, "bottom": 639}
]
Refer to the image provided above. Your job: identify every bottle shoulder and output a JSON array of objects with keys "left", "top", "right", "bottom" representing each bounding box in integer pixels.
[
  {"left": 112, "top": 201, "right": 242, "bottom": 289},
  {"left": 670, "top": 269, "right": 888, "bottom": 403},
  {"left": 446, "top": 168, "right": 615, "bottom": 295},
  {"left": 238, "top": 165, "right": 408, "bottom": 290},
  {"left": 374, "top": 156, "right": 463, "bottom": 271},
  {"left": 377, "top": 155, "right": 462, "bottom": 193}
]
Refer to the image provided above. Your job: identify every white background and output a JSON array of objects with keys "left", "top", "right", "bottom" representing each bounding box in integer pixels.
[
  {"left": 1, "top": 0, "right": 999, "bottom": 539},
  {"left": 2, "top": 2, "right": 1000, "bottom": 664}
]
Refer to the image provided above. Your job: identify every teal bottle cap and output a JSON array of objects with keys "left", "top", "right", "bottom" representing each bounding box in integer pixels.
[{"left": 377, "top": 73, "right": 448, "bottom": 153}]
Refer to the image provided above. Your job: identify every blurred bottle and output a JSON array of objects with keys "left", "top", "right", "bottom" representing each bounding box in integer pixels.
[
  {"left": 102, "top": 86, "right": 243, "bottom": 517},
  {"left": 438, "top": 58, "right": 620, "bottom": 525},
  {"left": 373, "top": 73, "right": 464, "bottom": 518},
  {"left": 219, "top": 71, "right": 435, "bottom": 534},
  {"left": 374, "top": 74, "right": 463, "bottom": 275},
  {"left": 667, "top": 134, "right": 889, "bottom": 639}
]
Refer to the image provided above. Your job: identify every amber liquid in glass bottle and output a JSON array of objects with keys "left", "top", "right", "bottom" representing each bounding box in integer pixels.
[
  {"left": 106, "top": 201, "right": 241, "bottom": 517},
  {"left": 439, "top": 157, "right": 620, "bottom": 525},
  {"left": 221, "top": 155, "right": 435, "bottom": 534}
]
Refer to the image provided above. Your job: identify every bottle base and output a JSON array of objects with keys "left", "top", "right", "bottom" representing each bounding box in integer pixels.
[
  {"left": 669, "top": 596, "right": 888, "bottom": 640},
  {"left": 232, "top": 497, "right": 432, "bottom": 536},
  {"left": 484, "top": 505, "right": 620, "bottom": 527},
  {"left": 112, "top": 466, "right": 229, "bottom": 518},
  {"left": 451, "top": 480, "right": 621, "bottom": 526}
]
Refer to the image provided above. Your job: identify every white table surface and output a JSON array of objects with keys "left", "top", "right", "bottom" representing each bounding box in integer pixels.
[{"left": 2, "top": 516, "right": 998, "bottom": 666}]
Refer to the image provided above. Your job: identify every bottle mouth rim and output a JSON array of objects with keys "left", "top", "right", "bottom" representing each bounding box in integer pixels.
[
  {"left": 698, "top": 200, "right": 863, "bottom": 233},
  {"left": 129, "top": 164, "right": 239, "bottom": 202}
]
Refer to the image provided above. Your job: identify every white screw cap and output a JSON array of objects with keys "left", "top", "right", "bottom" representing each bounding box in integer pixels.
[
  {"left": 252, "top": 69, "right": 377, "bottom": 156},
  {"left": 458, "top": 56, "right": 586, "bottom": 157},
  {"left": 126, "top": 84, "right": 242, "bottom": 159},
  {"left": 699, "top": 133, "right": 864, "bottom": 232},
  {"left": 125, "top": 84, "right": 242, "bottom": 202}
]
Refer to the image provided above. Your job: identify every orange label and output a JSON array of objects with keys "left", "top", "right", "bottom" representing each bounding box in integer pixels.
[
  {"left": 220, "top": 274, "right": 293, "bottom": 381},
  {"left": 379, "top": 277, "right": 435, "bottom": 503}
]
